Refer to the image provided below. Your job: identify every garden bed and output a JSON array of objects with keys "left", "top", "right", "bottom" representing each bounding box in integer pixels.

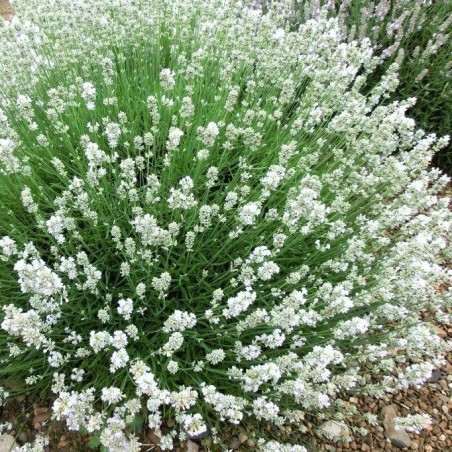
[{"left": 0, "top": 1, "right": 450, "bottom": 451}]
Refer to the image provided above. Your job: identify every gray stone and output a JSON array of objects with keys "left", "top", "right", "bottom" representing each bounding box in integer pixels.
[
  {"left": 426, "top": 369, "right": 442, "bottom": 383},
  {"left": 381, "top": 405, "right": 412, "bottom": 448},
  {"left": 0, "top": 434, "right": 18, "bottom": 452},
  {"left": 186, "top": 440, "right": 199, "bottom": 452},
  {"left": 229, "top": 437, "right": 242, "bottom": 450},
  {"left": 317, "top": 420, "right": 347, "bottom": 442}
]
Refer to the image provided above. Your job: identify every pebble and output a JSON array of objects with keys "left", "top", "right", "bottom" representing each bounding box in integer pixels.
[
  {"left": 33, "top": 410, "right": 51, "bottom": 429},
  {"left": 17, "top": 432, "right": 28, "bottom": 443},
  {"left": 202, "top": 437, "right": 212, "bottom": 448},
  {"left": 238, "top": 433, "right": 248, "bottom": 444},
  {"left": 317, "top": 420, "right": 348, "bottom": 442},
  {"left": 426, "top": 369, "right": 442, "bottom": 383},
  {"left": 0, "top": 434, "right": 18, "bottom": 452},
  {"left": 186, "top": 440, "right": 199, "bottom": 452},
  {"left": 229, "top": 437, "right": 241, "bottom": 450},
  {"left": 381, "top": 405, "right": 412, "bottom": 449},
  {"left": 147, "top": 430, "right": 161, "bottom": 444},
  {"left": 57, "top": 438, "right": 68, "bottom": 448},
  {"left": 429, "top": 324, "right": 447, "bottom": 339},
  {"left": 33, "top": 407, "right": 48, "bottom": 416}
]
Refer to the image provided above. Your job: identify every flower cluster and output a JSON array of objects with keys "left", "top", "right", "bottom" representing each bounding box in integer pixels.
[
  {"left": 268, "top": 0, "right": 452, "bottom": 172},
  {"left": 0, "top": 0, "right": 450, "bottom": 450}
]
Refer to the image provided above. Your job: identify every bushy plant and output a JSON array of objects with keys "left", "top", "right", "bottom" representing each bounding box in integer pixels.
[{"left": 0, "top": 0, "right": 450, "bottom": 450}]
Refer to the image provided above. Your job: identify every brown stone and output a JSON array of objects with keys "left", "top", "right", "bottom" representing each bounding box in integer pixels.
[
  {"left": 17, "top": 432, "right": 28, "bottom": 443},
  {"left": 238, "top": 433, "right": 248, "bottom": 444},
  {"left": 147, "top": 430, "right": 161, "bottom": 444},
  {"left": 381, "top": 405, "right": 412, "bottom": 449},
  {"left": 57, "top": 439, "right": 68, "bottom": 448},
  {"left": 430, "top": 324, "right": 447, "bottom": 339},
  {"left": 33, "top": 411, "right": 51, "bottom": 426}
]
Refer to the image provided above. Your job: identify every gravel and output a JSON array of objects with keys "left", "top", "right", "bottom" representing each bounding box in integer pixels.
[{"left": 306, "top": 325, "right": 452, "bottom": 452}]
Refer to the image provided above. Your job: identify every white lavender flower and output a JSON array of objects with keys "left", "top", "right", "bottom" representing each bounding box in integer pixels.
[
  {"left": 0, "top": 1, "right": 450, "bottom": 449},
  {"left": 182, "top": 413, "right": 207, "bottom": 438},
  {"left": 117, "top": 298, "right": 134, "bottom": 321},
  {"left": 101, "top": 386, "right": 125, "bottom": 405}
]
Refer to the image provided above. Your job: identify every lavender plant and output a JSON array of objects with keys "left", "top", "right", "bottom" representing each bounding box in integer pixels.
[
  {"left": 263, "top": 0, "right": 452, "bottom": 173},
  {"left": 0, "top": 0, "right": 451, "bottom": 450}
]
